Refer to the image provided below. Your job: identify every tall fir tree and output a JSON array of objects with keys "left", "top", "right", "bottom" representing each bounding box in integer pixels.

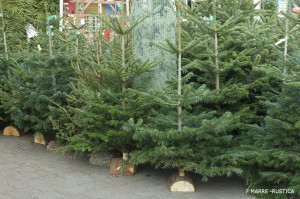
[
  {"left": 181, "top": 1, "right": 285, "bottom": 178},
  {"left": 233, "top": 2, "right": 300, "bottom": 198},
  {"left": 129, "top": 0, "right": 259, "bottom": 180},
  {"left": 50, "top": 11, "right": 154, "bottom": 156},
  {"left": 0, "top": 0, "right": 59, "bottom": 128},
  {"left": 131, "top": 0, "right": 177, "bottom": 89}
]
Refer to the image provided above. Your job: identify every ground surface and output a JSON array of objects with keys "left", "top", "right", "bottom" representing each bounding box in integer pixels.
[{"left": 0, "top": 134, "right": 255, "bottom": 199}]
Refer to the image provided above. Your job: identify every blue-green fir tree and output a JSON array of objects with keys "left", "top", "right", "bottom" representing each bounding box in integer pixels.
[{"left": 0, "top": 22, "right": 78, "bottom": 140}]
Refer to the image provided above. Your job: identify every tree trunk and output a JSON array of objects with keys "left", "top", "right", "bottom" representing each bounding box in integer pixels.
[
  {"left": 109, "top": 158, "right": 137, "bottom": 176},
  {"left": 122, "top": 151, "right": 129, "bottom": 161},
  {"left": 3, "top": 126, "right": 21, "bottom": 137},
  {"left": 213, "top": 0, "right": 220, "bottom": 90},
  {"left": 168, "top": 173, "right": 195, "bottom": 192},
  {"left": 34, "top": 133, "right": 46, "bottom": 145},
  {"left": 177, "top": 0, "right": 182, "bottom": 131}
]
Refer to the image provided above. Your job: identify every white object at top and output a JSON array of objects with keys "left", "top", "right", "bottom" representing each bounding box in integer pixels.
[{"left": 25, "top": 24, "right": 38, "bottom": 39}]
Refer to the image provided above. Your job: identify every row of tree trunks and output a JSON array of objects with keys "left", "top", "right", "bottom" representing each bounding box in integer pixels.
[
  {"left": 2, "top": 125, "right": 46, "bottom": 145},
  {"left": 1, "top": 126, "right": 194, "bottom": 192}
]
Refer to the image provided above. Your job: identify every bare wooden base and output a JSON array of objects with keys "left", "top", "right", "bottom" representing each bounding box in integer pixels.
[
  {"left": 34, "top": 133, "right": 46, "bottom": 145},
  {"left": 168, "top": 174, "right": 195, "bottom": 192},
  {"left": 89, "top": 152, "right": 113, "bottom": 167},
  {"left": 109, "top": 158, "right": 137, "bottom": 176},
  {"left": 3, "top": 126, "right": 21, "bottom": 137}
]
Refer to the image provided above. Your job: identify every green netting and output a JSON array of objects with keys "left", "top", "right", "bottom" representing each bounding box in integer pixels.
[{"left": 131, "top": 0, "right": 177, "bottom": 90}]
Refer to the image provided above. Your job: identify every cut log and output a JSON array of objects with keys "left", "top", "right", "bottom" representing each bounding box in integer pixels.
[
  {"left": 109, "top": 158, "right": 137, "bottom": 176},
  {"left": 34, "top": 133, "right": 46, "bottom": 145},
  {"left": 3, "top": 126, "right": 21, "bottom": 137},
  {"left": 47, "top": 140, "right": 61, "bottom": 152},
  {"left": 122, "top": 152, "right": 129, "bottom": 161},
  {"left": 168, "top": 173, "right": 195, "bottom": 192},
  {"left": 89, "top": 152, "right": 113, "bottom": 167}
]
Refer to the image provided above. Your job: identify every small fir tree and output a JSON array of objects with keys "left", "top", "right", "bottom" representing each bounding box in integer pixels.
[{"left": 0, "top": 23, "right": 77, "bottom": 139}]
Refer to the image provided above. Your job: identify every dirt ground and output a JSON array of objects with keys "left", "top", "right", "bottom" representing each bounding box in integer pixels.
[{"left": 0, "top": 134, "right": 255, "bottom": 199}]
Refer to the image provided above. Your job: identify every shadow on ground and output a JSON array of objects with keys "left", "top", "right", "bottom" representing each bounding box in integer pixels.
[{"left": 0, "top": 134, "right": 255, "bottom": 199}]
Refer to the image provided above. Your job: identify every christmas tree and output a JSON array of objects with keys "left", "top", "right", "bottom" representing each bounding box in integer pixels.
[
  {"left": 131, "top": 0, "right": 177, "bottom": 89},
  {"left": 50, "top": 10, "right": 154, "bottom": 156},
  {"left": 128, "top": 0, "right": 294, "bottom": 187},
  {"left": 130, "top": 0, "right": 261, "bottom": 180},
  {"left": 0, "top": 18, "right": 77, "bottom": 140},
  {"left": 230, "top": 1, "right": 300, "bottom": 198}
]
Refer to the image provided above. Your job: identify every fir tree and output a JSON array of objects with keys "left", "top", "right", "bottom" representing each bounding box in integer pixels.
[
  {"left": 238, "top": 65, "right": 300, "bottom": 198},
  {"left": 181, "top": 0, "right": 284, "bottom": 164},
  {"left": 230, "top": 1, "right": 300, "bottom": 198},
  {"left": 129, "top": 0, "right": 294, "bottom": 183},
  {"left": 129, "top": 0, "right": 254, "bottom": 180},
  {"left": 0, "top": 22, "right": 77, "bottom": 140},
  {"left": 49, "top": 11, "right": 154, "bottom": 156},
  {"left": 131, "top": 0, "right": 177, "bottom": 89},
  {"left": 0, "top": 0, "right": 58, "bottom": 54}
]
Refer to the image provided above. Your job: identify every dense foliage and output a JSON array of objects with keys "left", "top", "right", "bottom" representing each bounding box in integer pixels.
[
  {"left": 0, "top": 0, "right": 58, "bottom": 53},
  {"left": 0, "top": 31, "right": 78, "bottom": 139},
  {"left": 131, "top": 0, "right": 177, "bottom": 89},
  {"left": 0, "top": 0, "right": 300, "bottom": 198},
  {"left": 50, "top": 14, "right": 155, "bottom": 154}
]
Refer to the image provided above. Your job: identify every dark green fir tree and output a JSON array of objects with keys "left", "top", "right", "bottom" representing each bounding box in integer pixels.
[
  {"left": 0, "top": 19, "right": 77, "bottom": 140},
  {"left": 230, "top": 1, "right": 300, "bottom": 198},
  {"left": 49, "top": 9, "right": 154, "bottom": 157},
  {"left": 129, "top": 0, "right": 254, "bottom": 181}
]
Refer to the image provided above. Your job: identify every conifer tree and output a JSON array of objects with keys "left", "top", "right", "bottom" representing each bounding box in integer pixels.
[
  {"left": 129, "top": 0, "right": 290, "bottom": 184},
  {"left": 131, "top": 0, "right": 177, "bottom": 89},
  {"left": 237, "top": 56, "right": 300, "bottom": 198},
  {"left": 233, "top": 2, "right": 300, "bottom": 197},
  {"left": 0, "top": 22, "right": 77, "bottom": 139},
  {"left": 0, "top": 0, "right": 60, "bottom": 104},
  {"left": 0, "top": 0, "right": 58, "bottom": 54},
  {"left": 50, "top": 11, "right": 154, "bottom": 156},
  {"left": 129, "top": 0, "right": 255, "bottom": 180},
  {"left": 256, "top": 77, "right": 300, "bottom": 199}
]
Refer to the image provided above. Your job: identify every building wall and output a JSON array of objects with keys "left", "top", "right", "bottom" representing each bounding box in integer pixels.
[
  {"left": 64, "top": 0, "right": 76, "bottom": 14},
  {"left": 85, "top": 4, "right": 99, "bottom": 14}
]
